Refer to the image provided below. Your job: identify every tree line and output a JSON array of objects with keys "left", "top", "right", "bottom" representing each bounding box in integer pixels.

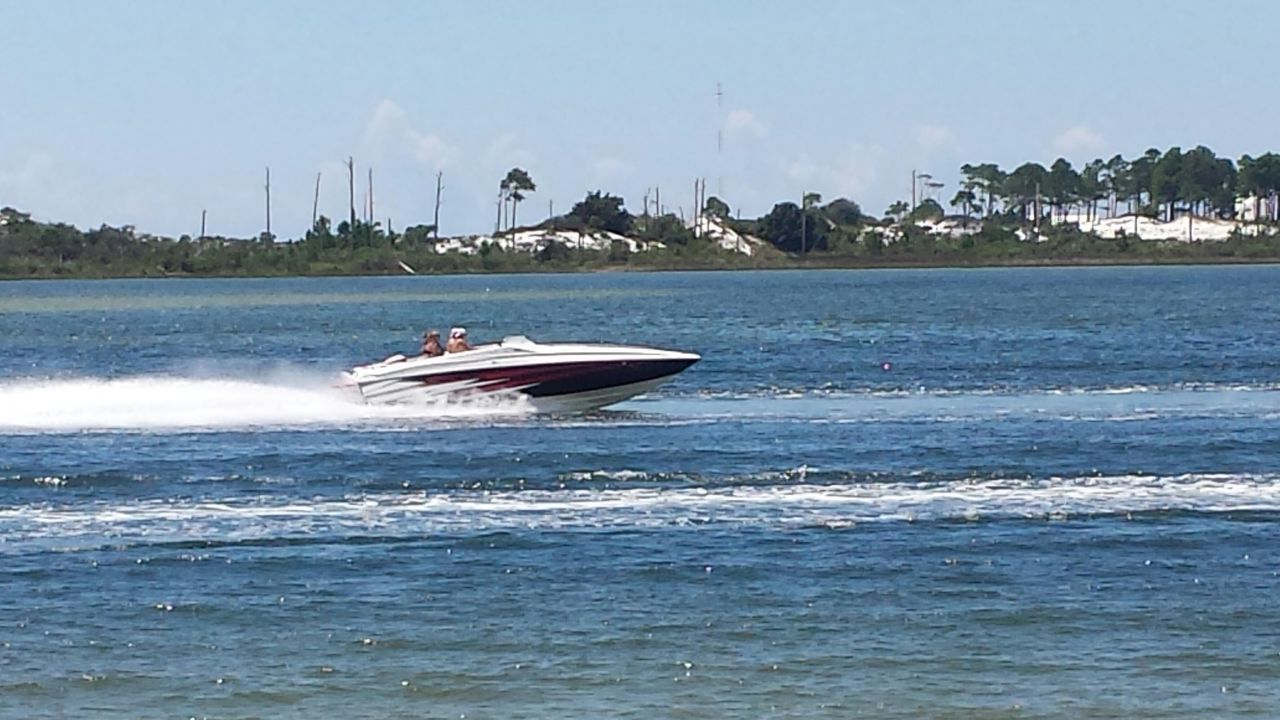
[
  {"left": 5, "top": 146, "right": 1280, "bottom": 279},
  {"left": 943, "top": 148, "right": 1280, "bottom": 225},
  {"left": 736, "top": 146, "right": 1280, "bottom": 254}
]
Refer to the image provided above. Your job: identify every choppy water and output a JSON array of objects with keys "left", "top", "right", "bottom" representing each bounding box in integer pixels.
[{"left": 2, "top": 268, "right": 1279, "bottom": 718}]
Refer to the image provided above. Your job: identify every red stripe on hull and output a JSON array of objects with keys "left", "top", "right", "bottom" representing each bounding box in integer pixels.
[{"left": 401, "top": 359, "right": 696, "bottom": 397}]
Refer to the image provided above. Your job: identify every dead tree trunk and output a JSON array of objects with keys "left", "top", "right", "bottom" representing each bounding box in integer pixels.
[
  {"left": 346, "top": 157, "right": 356, "bottom": 228},
  {"left": 433, "top": 171, "right": 443, "bottom": 239},
  {"left": 312, "top": 172, "right": 321, "bottom": 228},
  {"left": 264, "top": 166, "right": 271, "bottom": 239}
]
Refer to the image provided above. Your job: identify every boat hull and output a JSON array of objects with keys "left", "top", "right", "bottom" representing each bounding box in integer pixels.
[
  {"left": 523, "top": 374, "right": 682, "bottom": 414},
  {"left": 346, "top": 338, "right": 698, "bottom": 413}
]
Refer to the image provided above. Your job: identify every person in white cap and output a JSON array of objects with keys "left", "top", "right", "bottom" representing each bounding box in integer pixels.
[{"left": 446, "top": 327, "right": 472, "bottom": 353}]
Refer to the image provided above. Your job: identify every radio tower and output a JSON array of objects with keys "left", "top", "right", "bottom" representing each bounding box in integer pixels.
[{"left": 715, "top": 81, "right": 724, "bottom": 199}]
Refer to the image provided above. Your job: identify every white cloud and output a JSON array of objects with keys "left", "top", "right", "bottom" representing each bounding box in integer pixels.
[
  {"left": 0, "top": 151, "right": 91, "bottom": 226},
  {"left": 0, "top": 152, "right": 191, "bottom": 234},
  {"left": 482, "top": 133, "right": 537, "bottom": 174},
  {"left": 362, "top": 99, "right": 458, "bottom": 168},
  {"left": 725, "top": 109, "right": 767, "bottom": 140},
  {"left": 784, "top": 143, "right": 886, "bottom": 199},
  {"left": 0, "top": 152, "right": 57, "bottom": 202},
  {"left": 1051, "top": 125, "right": 1106, "bottom": 157},
  {"left": 913, "top": 124, "right": 956, "bottom": 154},
  {"left": 591, "top": 156, "right": 633, "bottom": 185}
]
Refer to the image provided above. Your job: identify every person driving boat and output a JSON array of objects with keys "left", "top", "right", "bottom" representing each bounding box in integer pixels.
[
  {"left": 446, "top": 327, "right": 473, "bottom": 353},
  {"left": 421, "top": 329, "right": 443, "bottom": 357}
]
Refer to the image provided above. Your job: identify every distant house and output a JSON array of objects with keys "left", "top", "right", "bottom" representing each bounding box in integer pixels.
[
  {"left": 917, "top": 215, "right": 981, "bottom": 237},
  {"left": 0, "top": 207, "right": 32, "bottom": 227},
  {"left": 430, "top": 229, "right": 667, "bottom": 256},
  {"left": 1236, "top": 195, "right": 1279, "bottom": 223}
]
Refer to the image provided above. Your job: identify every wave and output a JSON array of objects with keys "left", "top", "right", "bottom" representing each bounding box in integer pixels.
[
  {"left": 673, "top": 381, "right": 1280, "bottom": 400},
  {"left": 5, "top": 472, "right": 1279, "bottom": 553},
  {"left": 634, "top": 381, "right": 1280, "bottom": 423},
  {"left": 0, "top": 373, "right": 533, "bottom": 431}
]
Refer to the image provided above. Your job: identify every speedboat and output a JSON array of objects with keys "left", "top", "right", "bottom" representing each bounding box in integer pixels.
[{"left": 345, "top": 335, "right": 699, "bottom": 413}]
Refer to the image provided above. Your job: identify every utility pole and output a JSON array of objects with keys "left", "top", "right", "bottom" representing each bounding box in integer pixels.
[
  {"left": 716, "top": 82, "right": 723, "bottom": 154},
  {"left": 495, "top": 187, "right": 503, "bottom": 235},
  {"left": 701, "top": 178, "right": 708, "bottom": 234},
  {"left": 367, "top": 167, "right": 374, "bottom": 225},
  {"left": 312, "top": 172, "right": 321, "bottom": 228},
  {"left": 1034, "top": 181, "right": 1042, "bottom": 234},
  {"left": 346, "top": 156, "right": 355, "bottom": 228},
  {"left": 700, "top": 179, "right": 705, "bottom": 235},
  {"left": 433, "top": 171, "right": 443, "bottom": 239},
  {"left": 911, "top": 170, "right": 917, "bottom": 213},
  {"left": 264, "top": 166, "right": 271, "bottom": 239},
  {"left": 800, "top": 190, "right": 807, "bottom": 254},
  {"left": 693, "top": 179, "right": 700, "bottom": 237},
  {"left": 200, "top": 209, "right": 206, "bottom": 239},
  {"left": 736, "top": 207, "right": 742, "bottom": 253}
]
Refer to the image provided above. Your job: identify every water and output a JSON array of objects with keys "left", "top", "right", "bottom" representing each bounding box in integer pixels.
[{"left": 1, "top": 267, "right": 1279, "bottom": 718}]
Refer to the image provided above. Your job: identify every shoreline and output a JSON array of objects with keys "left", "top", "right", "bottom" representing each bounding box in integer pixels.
[{"left": 4, "top": 254, "right": 1280, "bottom": 282}]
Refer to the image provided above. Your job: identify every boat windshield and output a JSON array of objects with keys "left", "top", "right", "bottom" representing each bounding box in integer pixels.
[{"left": 498, "top": 335, "right": 537, "bottom": 349}]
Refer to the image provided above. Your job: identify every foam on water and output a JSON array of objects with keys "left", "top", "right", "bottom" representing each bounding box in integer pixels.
[
  {"left": 4, "top": 472, "right": 1277, "bottom": 553},
  {"left": 0, "top": 374, "right": 534, "bottom": 431},
  {"left": 635, "top": 384, "right": 1280, "bottom": 422},
  {"left": 5, "top": 373, "right": 1276, "bottom": 432},
  {"left": 680, "top": 381, "right": 1280, "bottom": 400}
]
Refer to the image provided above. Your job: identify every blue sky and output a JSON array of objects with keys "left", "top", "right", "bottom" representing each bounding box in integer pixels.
[{"left": 2, "top": 0, "right": 1275, "bottom": 238}]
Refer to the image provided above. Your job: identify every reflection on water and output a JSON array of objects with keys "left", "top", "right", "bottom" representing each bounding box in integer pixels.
[{"left": 0, "top": 286, "right": 670, "bottom": 313}]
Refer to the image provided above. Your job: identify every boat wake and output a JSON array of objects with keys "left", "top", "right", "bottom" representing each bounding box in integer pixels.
[
  {"left": 0, "top": 374, "right": 535, "bottom": 432},
  {"left": 4, "top": 472, "right": 1279, "bottom": 553},
  {"left": 5, "top": 373, "right": 1278, "bottom": 432},
  {"left": 678, "top": 381, "right": 1280, "bottom": 400}
]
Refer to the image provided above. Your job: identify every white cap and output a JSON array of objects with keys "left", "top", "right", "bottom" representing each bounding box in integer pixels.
[{"left": 450, "top": 327, "right": 467, "bottom": 339}]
